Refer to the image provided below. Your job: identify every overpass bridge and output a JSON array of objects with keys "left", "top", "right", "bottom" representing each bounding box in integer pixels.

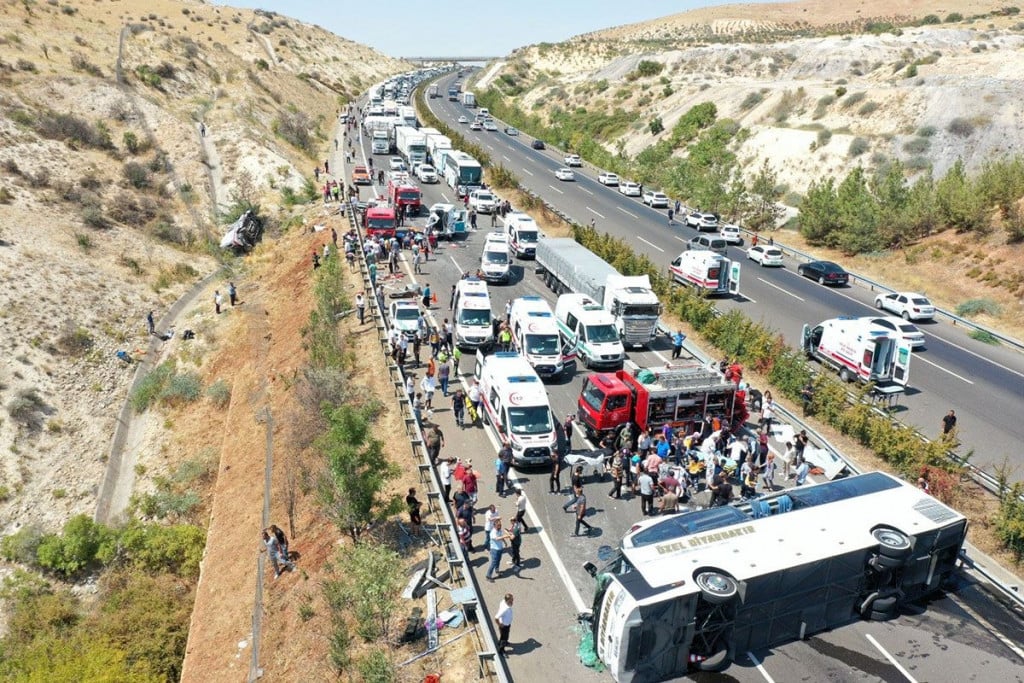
[{"left": 403, "top": 56, "right": 499, "bottom": 64}]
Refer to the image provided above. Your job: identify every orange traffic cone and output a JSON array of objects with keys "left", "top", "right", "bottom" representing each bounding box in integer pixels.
[{"left": 431, "top": 292, "right": 438, "bottom": 304}]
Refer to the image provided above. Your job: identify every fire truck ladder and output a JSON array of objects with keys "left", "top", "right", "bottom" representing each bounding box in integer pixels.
[{"left": 648, "top": 364, "right": 726, "bottom": 391}]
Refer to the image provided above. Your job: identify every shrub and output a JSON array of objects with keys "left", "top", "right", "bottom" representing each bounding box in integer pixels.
[
  {"left": 858, "top": 101, "right": 879, "bottom": 116},
  {"left": 7, "top": 389, "right": 47, "bottom": 431},
  {"left": 70, "top": 52, "right": 103, "bottom": 77},
  {"left": 945, "top": 12, "right": 963, "bottom": 22},
  {"left": 16, "top": 59, "right": 36, "bottom": 72},
  {"left": 255, "top": 58, "right": 269, "bottom": 70},
  {"left": 108, "top": 192, "right": 158, "bottom": 225},
  {"left": 956, "top": 298, "right": 1002, "bottom": 317},
  {"left": 273, "top": 108, "right": 316, "bottom": 154},
  {"left": 358, "top": 649, "right": 397, "bottom": 683},
  {"left": 848, "top": 137, "right": 870, "bottom": 157},
  {"left": 816, "top": 128, "right": 832, "bottom": 147},
  {"left": 35, "top": 515, "right": 117, "bottom": 577},
  {"left": 902, "top": 137, "right": 930, "bottom": 154},
  {"left": 0, "top": 186, "right": 13, "bottom": 204},
  {"left": 206, "top": 380, "right": 231, "bottom": 407},
  {"left": 834, "top": 86, "right": 847, "bottom": 98},
  {"left": 739, "top": 91, "right": 764, "bottom": 111},
  {"left": 995, "top": 483, "right": 1024, "bottom": 560},
  {"left": 635, "top": 59, "right": 663, "bottom": 77},
  {"left": 131, "top": 361, "right": 175, "bottom": 412},
  {"left": 905, "top": 64, "right": 918, "bottom": 78},
  {"left": 57, "top": 323, "right": 94, "bottom": 356},
  {"left": 81, "top": 206, "right": 110, "bottom": 229},
  {"left": 947, "top": 117, "right": 974, "bottom": 137},
  {"left": 840, "top": 92, "right": 866, "bottom": 109},
  {"left": 921, "top": 14, "right": 941, "bottom": 25},
  {"left": 122, "top": 162, "right": 151, "bottom": 189},
  {"left": 0, "top": 526, "right": 45, "bottom": 564},
  {"left": 34, "top": 111, "right": 114, "bottom": 150},
  {"left": 159, "top": 372, "right": 202, "bottom": 406},
  {"left": 122, "top": 131, "right": 142, "bottom": 154},
  {"left": 649, "top": 117, "right": 664, "bottom": 135},
  {"left": 917, "top": 125, "right": 937, "bottom": 137}
]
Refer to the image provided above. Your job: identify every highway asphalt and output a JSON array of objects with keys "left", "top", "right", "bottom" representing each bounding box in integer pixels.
[
  {"left": 426, "top": 75, "right": 1024, "bottom": 479},
  {"left": 341, "top": 113, "right": 1024, "bottom": 682}
]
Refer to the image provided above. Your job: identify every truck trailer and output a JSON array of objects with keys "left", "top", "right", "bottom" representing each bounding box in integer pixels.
[
  {"left": 462, "top": 91, "right": 476, "bottom": 107},
  {"left": 394, "top": 126, "right": 427, "bottom": 166},
  {"left": 536, "top": 238, "right": 662, "bottom": 348}
]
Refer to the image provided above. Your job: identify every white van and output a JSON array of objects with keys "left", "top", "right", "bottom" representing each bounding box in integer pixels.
[
  {"left": 554, "top": 293, "right": 624, "bottom": 370},
  {"left": 480, "top": 232, "right": 511, "bottom": 284},
  {"left": 505, "top": 212, "right": 539, "bottom": 258},
  {"left": 473, "top": 351, "right": 557, "bottom": 467},
  {"left": 508, "top": 296, "right": 566, "bottom": 379},
  {"left": 452, "top": 277, "right": 494, "bottom": 350}
]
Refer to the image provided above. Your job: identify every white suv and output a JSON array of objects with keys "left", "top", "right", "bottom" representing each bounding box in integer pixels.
[
  {"left": 415, "top": 164, "right": 438, "bottom": 184},
  {"left": 564, "top": 154, "right": 582, "bottom": 167},
  {"left": 687, "top": 212, "right": 719, "bottom": 231},
  {"left": 642, "top": 190, "right": 669, "bottom": 208},
  {"left": 618, "top": 181, "right": 641, "bottom": 196},
  {"left": 598, "top": 172, "right": 619, "bottom": 186},
  {"left": 469, "top": 189, "right": 497, "bottom": 214}
]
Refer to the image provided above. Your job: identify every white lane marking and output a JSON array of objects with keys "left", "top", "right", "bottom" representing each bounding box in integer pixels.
[
  {"left": 449, "top": 255, "right": 462, "bottom": 272},
  {"left": 758, "top": 277, "right": 805, "bottom": 302},
  {"left": 486, "top": 144, "right": 494, "bottom": 151},
  {"left": 547, "top": 184, "right": 564, "bottom": 195},
  {"left": 502, "top": 155, "right": 511, "bottom": 162},
  {"left": 746, "top": 651, "right": 776, "bottom": 683},
  {"left": 914, "top": 354, "right": 975, "bottom": 384},
  {"left": 636, "top": 236, "right": 664, "bottom": 253},
  {"left": 673, "top": 236, "right": 688, "bottom": 243},
  {"left": 617, "top": 206, "right": 638, "bottom": 219},
  {"left": 949, "top": 593, "right": 1024, "bottom": 661},
  {"left": 521, "top": 168, "right": 534, "bottom": 176},
  {"left": 586, "top": 207, "right": 605, "bottom": 219},
  {"left": 580, "top": 187, "right": 593, "bottom": 195},
  {"left": 441, "top": 192, "right": 450, "bottom": 202},
  {"left": 865, "top": 634, "right": 918, "bottom": 683}
]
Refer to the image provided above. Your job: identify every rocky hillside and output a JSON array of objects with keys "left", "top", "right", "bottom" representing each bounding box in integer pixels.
[
  {"left": 0, "top": 0, "right": 406, "bottom": 537},
  {"left": 490, "top": 1, "right": 1024, "bottom": 193}
]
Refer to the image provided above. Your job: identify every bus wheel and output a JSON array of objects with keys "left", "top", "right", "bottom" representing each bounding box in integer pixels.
[
  {"left": 696, "top": 641, "right": 735, "bottom": 672},
  {"left": 872, "top": 528, "right": 912, "bottom": 561},
  {"left": 695, "top": 571, "right": 739, "bottom": 604},
  {"left": 869, "top": 595, "right": 899, "bottom": 621}
]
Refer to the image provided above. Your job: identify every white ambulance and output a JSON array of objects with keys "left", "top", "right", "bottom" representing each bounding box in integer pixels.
[
  {"left": 669, "top": 251, "right": 740, "bottom": 297},
  {"left": 473, "top": 351, "right": 557, "bottom": 467},
  {"left": 801, "top": 316, "right": 912, "bottom": 385},
  {"left": 452, "top": 277, "right": 494, "bottom": 350},
  {"left": 505, "top": 212, "right": 540, "bottom": 259},
  {"left": 480, "top": 231, "right": 512, "bottom": 284},
  {"left": 508, "top": 296, "right": 568, "bottom": 379},
  {"left": 554, "top": 293, "right": 625, "bottom": 370}
]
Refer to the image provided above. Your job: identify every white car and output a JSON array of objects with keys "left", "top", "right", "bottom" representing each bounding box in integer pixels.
[
  {"left": 389, "top": 157, "right": 406, "bottom": 172},
  {"left": 483, "top": 119, "right": 498, "bottom": 131},
  {"left": 866, "top": 316, "right": 926, "bottom": 349},
  {"left": 469, "top": 189, "right": 497, "bottom": 213},
  {"left": 874, "top": 292, "right": 936, "bottom": 321},
  {"left": 554, "top": 167, "right": 575, "bottom": 181},
  {"left": 389, "top": 300, "right": 420, "bottom": 339},
  {"left": 598, "top": 172, "right": 619, "bottom": 186},
  {"left": 564, "top": 154, "right": 582, "bottom": 167},
  {"left": 642, "top": 190, "right": 669, "bottom": 208},
  {"left": 470, "top": 121, "right": 482, "bottom": 131},
  {"left": 458, "top": 115, "right": 468, "bottom": 124},
  {"left": 618, "top": 181, "right": 641, "bottom": 196},
  {"left": 415, "top": 164, "right": 438, "bottom": 184},
  {"left": 505, "top": 126, "right": 519, "bottom": 136},
  {"left": 687, "top": 211, "right": 719, "bottom": 231},
  {"left": 747, "top": 245, "right": 784, "bottom": 267},
  {"left": 719, "top": 224, "right": 743, "bottom": 244}
]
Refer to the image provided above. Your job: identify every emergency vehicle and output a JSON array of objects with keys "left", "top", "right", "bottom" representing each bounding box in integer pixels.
[
  {"left": 480, "top": 232, "right": 511, "bottom": 283},
  {"left": 386, "top": 173, "right": 422, "bottom": 215},
  {"left": 452, "top": 277, "right": 494, "bottom": 350},
  {"left": 669, "top": 251, "right": 740, "bottom": 296},
  {"left": 508, "top": 296, "right": 569, "bottom": 379},
  {"left": 473, "top": 351, "right": 557, "bottom": 467},
  {"left": 554, "top": 294, "right": 625, "bottom": 370},
  {"left": 801, "top": 317, "right": 912, "bottom": 385},
  {"left": 505, "top": 212, "right": 540, "bottom": 258},
  {"left": 362, "top": 203, "right": 397, "bottom": 239},
  {"left": 577, "top": 361, "right": 741, "bottom": 442}
]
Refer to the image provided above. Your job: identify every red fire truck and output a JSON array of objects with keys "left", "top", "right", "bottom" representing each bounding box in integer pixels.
[
  {"left": 362, "top": 203, "right": 397, "bottom": 239},
  {"left": 576, "top": 362, "right": 744, "bottom": 441},
  {"left": 387, "top": 173, "right": 422, "bottom": 216}
]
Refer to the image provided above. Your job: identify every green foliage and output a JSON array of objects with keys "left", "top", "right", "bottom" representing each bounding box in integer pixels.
[
  {"left": 304, "top": 252, "right": 349, "bottom": 370},
  {"left": 743, "top": 159, "right": 785, "bottom": 231},
  {"left": 129, "top": 361, "right": 175, "bottom": 413},
  {"left": 316, "top": 404, "right": 401, "bottom": 542},
  {"left": 273, "top": 108, "right": 317, "bottom": 155},
  {"left": 629, "top": 59, "right": 663, "bottom": 80},
  {"left": 122, "top": 161, "right": 151, "bottom": 189},
  {"left": 816, "top": 128, "right": 832, "bottom": 147},
  {"left": 935, "top": 160, "right": 986, "bottom": 232},
  {"left": 648, "top": 117, "right": 664, "bottom": 135},
  {"left": 117, "top": 522, "right": 205, "bottom": 578},
  {"left": 969, "top": 329, "right": 999, "bottom": 344},
  {"left": 488, "top": 164, "right": 519, "bottom": 189},
  {"left": 159, "top": 371, "right": 202, "bottom": 406},
  {"left": 902, "top": 137, "right": 930, "bottom": 154},
  {"left": 945, "top": 12, "right": 963, "bottom": 22},
  {"left": 30, "top": 110, "right": 115, "bottom": 150},
  {"left": 35, "top": 515, "right": 117, "bottom": 577},
  {"left": 739, "top": 91, "right": 764, "bottom": 111},
  {"left": 905, "top": 63, "right": 918, "bottom": 78},
  {"left": 7, "top": 388, "right": 47, "bottom": 431},
  {"left": 324, "top": 543, "right": 403, "bottom": 641},
  {"left": 956, "top": 298, "right": 1003, "bottom": 317},
  {"left": 995, "top": 483, "right": 1024, "bottom": 561},
  {"left": 206, "top": 379, "right": 231, "bottom": 407},
  {"left": 848, "top": 137, "right": 870, "bottom": 157},
  {"left": 1, "top": 526, "right": 46, "bottom": 564},
  {"left": 858, "top": 101, "right": 879, "bottom": 116},
  {"left": 921, "top": 14, "right": 942, "bottom": 24},
  {"left": 358, "top": 648, "right": 398, "bottom": 682}
]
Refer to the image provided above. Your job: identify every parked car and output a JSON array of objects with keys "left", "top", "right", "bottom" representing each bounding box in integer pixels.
[
  {"left": 564, "top": 154, "right": 582, "bottom": 167},
  {"left": 469, "top": 189, "right": 497, "bottom": 213},
  {"left": 554, "top": 167, "right": 576, "bottom": 181},
  {"left": 470, "top": 121, "right": 483, "bottom": 130},
  {"left": 483, "top": 119, "right": 498, "bottom": 131},
  {"left": 597, "top": 172, "right": 620, "bottom": 186},
  {"left": 719, "top": 224, "right": 743, "bottom": 244},
  {"left": 352, "top": 165, "right": 371, "bottom": 185},
  {"left": 686, "top": 211, "right": 719, "bottom": 231},
  {"left": 874, "top": 292, "right": 935, "bottom": 321},
  {"left": 618, "top": 181, "right": 641, "bottom": 196},
  {"left": 866, "top": 316, "right": 926, "bottom": 349},
  {"left": 457, "top": 115, "right": 468, "bottom": 124},
  {"left": 415, "top": 164, "right": 438, "bottom": 184},
  {"left": 389, "top": 300, "right": 420, "bottom": 339},
  {"left": 531, "top": 139, "right": 546, "bottom": 150},
  {"left": 687, "top": 234, "right": 728, "bottom": 255},
  {"left": 505, "top": 126, "right": 519, "bottom": 136},
  {"left": 747, "top": 245, "right": 784, "bottom": 267},
  {"left": 389, "top": 157, "right": 406, "bottom": 172},
  {"left": 797, "top": 260, "right": 849, "bottom": 286},
  {"left": 642, "top": 190, "right": 669, "bottom": 208}
]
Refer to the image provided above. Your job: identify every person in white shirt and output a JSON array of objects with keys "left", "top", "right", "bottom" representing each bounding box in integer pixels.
[
  {"left": 404, "top": 374, "right": 414, "bottom": 398},
  {"left": 494, "top": 593, "right": 514, "bottom": 653},
  {"left": 419, "top": 374, "right": 436, "bottom": 409},
  {"left": 439, "top": 458, "right": 452, "bottom": 503}
]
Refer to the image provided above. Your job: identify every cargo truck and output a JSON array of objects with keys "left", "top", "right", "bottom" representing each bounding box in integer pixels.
[
  {"left": 462, "top": 91, "right": 476, "bottom": 107},
  {"left": 536, "top": 238, "right": 662, "bottom": 348},
  {"left": 394, "top": 126, "right": 427, "bottom": 166},
  {"left": 427, "top": 84, "right": 439, "bottom": 98},
  {"left": 426, "top": 134, "right": 453, "bottom": 168},
  {"left": 371, "top": 130, "right": 390, "bottom": 155},
  {"left": 447, "top": 86, "right": 459, "bottom": 101}
]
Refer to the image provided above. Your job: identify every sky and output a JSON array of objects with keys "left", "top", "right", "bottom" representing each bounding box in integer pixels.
[{"left": 215, "top": 1, "right": 748, "bottom": 58}]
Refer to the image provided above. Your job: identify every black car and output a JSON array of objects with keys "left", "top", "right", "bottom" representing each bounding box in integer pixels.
[
  {"left": 531, "top": 139, "right": 545, "bottom": 150},
  {"left": 797, "top": 260, "right": 849, "bottom": 286}
]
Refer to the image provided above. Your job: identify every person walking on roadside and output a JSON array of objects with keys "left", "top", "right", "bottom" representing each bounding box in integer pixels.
[
  {"left": 269, "top": 524, "right": 290, "bottom": 561},
  {"left": 214, "top": 290, "right": 223, "bottom": 315},
  {"left": 261, "top": 528, "right": 295, "bottom": 579},
  {"left": 485, "top": 517, "right": 507, "bottom": 581},
  {"left": 548, "top": 448, "right": 563, "bottom": 494},
  {"left": 494, "top": 594, "right": 514, "bottom": 654},
  {"left": 146, "top": 310, "right": 155, "bottom": 335},
  {"left": 942, "top": 410, "right": 957, "bottom": 437},
  {"left": 229, "top": 282, "right": 238, "bottom": 307},
  {"left": 356, "top": 292, "right": 365, "bottom": 325},
  {"left": 571, "top": 485, "right": 593, "bottom": 537}
]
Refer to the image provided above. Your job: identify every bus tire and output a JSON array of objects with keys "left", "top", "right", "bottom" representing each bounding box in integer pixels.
[
  {"left": 695, "top": 571, "right": 739, "bottom": 605},
  {"left": 697, "top": 642, "right": 735, "bottom": 672},
  {"left": 872, "top": 528, "right": 912, "bottom": 561},
  {"left": 871, "top": 552, "right": 906, "bottom": 571},
  {"left": 870, "top": 595, "right": 898, "bottom": 614}
]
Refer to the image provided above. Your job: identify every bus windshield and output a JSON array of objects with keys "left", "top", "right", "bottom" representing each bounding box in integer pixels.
[
  {"left": 586, "top": 324, "right": 619, "bottom": 344},
  {"left": 525, "top": 334, "right": 559, "bottom": 356},
  {"left": 508, "top": 405, "right": 552, "bottom": 435},
  {"left": 458, "top": 308, "right": 490, "bottom": 326}
]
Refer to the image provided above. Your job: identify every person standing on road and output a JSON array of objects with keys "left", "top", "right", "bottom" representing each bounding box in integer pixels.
[
  {"left": 439, "top": 457, "right": 453, "bottom": 503},
  {"left": 485, "top": 517, "right": 506, "bottom": 582},
  {"left": 608, "top": 449, "right": 625, "bottom": 499},
  {"left": 513, "top": 487, "right": 530, "bottom": 532},
  {"left": 637, "top": 470, "right": 655, "bottom": 516},
  {"left": 495, "top": 450, "right": 509, "bottom": 498},
  {"left": 452, "top": 388, "right": 465, "bottom": 428},
  {"left": 549, "top": 448, "right": 562, "bottom": 494},
  {"left": 494, "top": 594, "right": 514, "bottom": 653},
  {"left": 942, "top": 410, "right": 957, "bottom": 437},
  {"left": 507, "top": 517, "right": 523, "bottom": 570},
  {"left": 667, "top": 208, "right": 675, "bottom": 226},
  {"left": 437, "top": 357, "right": 451, "bottom": 397},
  {"left": 571, "top": 485, "right": 593, "bottom": 537},
  {"left": 671, "top": 330, "right": 685, "bottom": 359}
]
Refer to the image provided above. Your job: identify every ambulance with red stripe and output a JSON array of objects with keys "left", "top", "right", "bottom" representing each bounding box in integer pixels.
[
  {"left": 473, "top": 351, "right": 557, "bottom": 467},
  {"left": 669, "top": 251, "right": 740, "bottom": 296},
  {"left": 508, "top": 296, "right": 571, "bottom": 379},
  {"left": 801, "top": 316, "right": 912, "bottom": 386}
]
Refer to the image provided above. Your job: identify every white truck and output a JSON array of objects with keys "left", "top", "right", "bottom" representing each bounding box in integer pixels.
[
  {"left": 371, "top": 130, "right": 390, "bottom": 155},
  {"left": 554, "top": 294, "right": 625, "bottom": 370},
  {"left": 536, "top": 238, "right": 662, "bottom": 348},
  {"left": 394, "top": 126, "right": 427, "bottom": 166},
  {"left": 509, "top": 296, "right": 568, "bottom": 379},
  {"left": 426, "top": 134, "right": 453, "bottom": 168},
  {"left": 427, "top": 84, "right": 439, "bottom": 98},
  {"left": 669, "top": 250, "right": 741, "bottom": 297},
  {"left": 801, "top": 316, "right": 912, "bottom": 385},
  {"left": 397, "top": 105, "right": 417, "bottom": 129},
  {"left": 473, "top": 351, "right": 557, "bottom": 467},
  {"left": 462, "top": 91, "right": 476, "bottom": 107}
]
